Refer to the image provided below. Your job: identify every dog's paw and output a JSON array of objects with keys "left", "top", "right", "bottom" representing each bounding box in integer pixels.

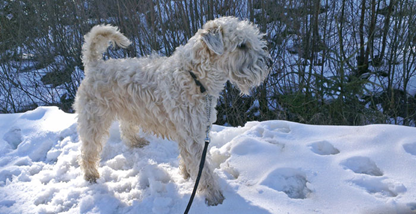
[
  {"left": 124, "top": 136, "right": 149, "bottom": 148},
  {"left": 205, "top": 190, "right": 224, "bottom": 206},
  {"left": 131, "top": 137, "right": 149, "bottom": 148},
  {"left": 84, "top": 170, "right": 99, "bottom": 183},
  {"left": 85, "top": 174, "right": 98, "bottom": 183}
]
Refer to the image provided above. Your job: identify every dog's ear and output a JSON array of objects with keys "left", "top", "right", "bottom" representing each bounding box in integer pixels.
[{"left": 201, "top": 27, "right": 224, "bottom": 55}]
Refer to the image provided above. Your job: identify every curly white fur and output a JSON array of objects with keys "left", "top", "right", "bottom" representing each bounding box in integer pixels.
[{"left": 74, "top": 16, "right": 271, "bottom": 206}]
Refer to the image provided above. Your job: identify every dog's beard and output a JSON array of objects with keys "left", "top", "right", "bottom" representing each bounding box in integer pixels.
[{"left": 227, "top": 52, "right": 270, "bottom": 95}]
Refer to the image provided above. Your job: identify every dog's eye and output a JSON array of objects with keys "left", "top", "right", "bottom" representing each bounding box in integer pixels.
[{"left": 237, "top": 43, "right": 247, "bottom": 49}]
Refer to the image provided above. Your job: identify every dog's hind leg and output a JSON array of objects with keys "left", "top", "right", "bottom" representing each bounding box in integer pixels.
[
  {"left": 77, "top": 103, "right": 113, "bottom": 183},
  {"left": 119, "top": 120, "right": 149, "bottom": 148}
]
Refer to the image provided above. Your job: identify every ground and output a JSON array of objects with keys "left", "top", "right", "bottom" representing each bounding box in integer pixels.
[{"left": 0, "top": 107, "right": 416, "bottom": 213}]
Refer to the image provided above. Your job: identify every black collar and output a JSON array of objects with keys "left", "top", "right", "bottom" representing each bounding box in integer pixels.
[{"left": 189, "top": 71, "right": 206, "bottom": 93}]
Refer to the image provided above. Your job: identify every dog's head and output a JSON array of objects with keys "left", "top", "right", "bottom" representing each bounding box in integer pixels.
[{"left": 199, "top": 16, "right": 272, "bottom": 95}]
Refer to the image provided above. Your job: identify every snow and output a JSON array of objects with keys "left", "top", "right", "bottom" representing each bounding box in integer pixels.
[{"left": 1, "top": 106, "right": 416, "bottom": 214}]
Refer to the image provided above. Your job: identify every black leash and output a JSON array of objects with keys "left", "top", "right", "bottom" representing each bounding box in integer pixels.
[
  {"left": 184, "top": 139, "right": 210, "bottom": 214},
  {"left": 184, "top": 71, "right": 212, "bottom": 214}
]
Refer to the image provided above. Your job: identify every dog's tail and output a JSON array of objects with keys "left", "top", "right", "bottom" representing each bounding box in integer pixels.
[{"left": 82, "top": 25, "right": 131, "bottom": 65}]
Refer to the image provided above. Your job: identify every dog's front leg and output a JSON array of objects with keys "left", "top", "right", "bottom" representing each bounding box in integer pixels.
[{"left": 179, "top": 138, "right": 224, "bottom": 206}]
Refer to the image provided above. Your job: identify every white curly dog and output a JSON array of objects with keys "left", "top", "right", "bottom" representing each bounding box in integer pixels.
[{"left": 74, "top": 16, "right": 272, "bottom": 205}]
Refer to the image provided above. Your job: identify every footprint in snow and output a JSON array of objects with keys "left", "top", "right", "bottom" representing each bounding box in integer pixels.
[
  {"left": 403, "top": 143, "right": 416, "bottom": 156},
  {"left": 259, "top": 168, "right": 311, "bottom": 199},
  {"left": 308, "top": 140, "right": 340, "bottom": 155},
  {"left": 34, "top": 187, "right": 58, "bottom": 205},
  {"left": 245, "top": 125, "right": 286, "bottom": 150},
  {"left": 0, "top": 200, "right": 15, "bottom": 208},
  {"left": 263, "top": 138, "right": 285, "bottom": 150},
  {"left": 341, "top": 156, "right": 383, "bottom": 176},
  {"left": 248, "top": 122, "right": 291, "bottom": 138},
  {"left": 3, "top": 127, "right": 23, "bottom": 149},
  {"left": 350, "top": 177, "right": 406, "bottom": 198},
  {"left": 407, "top": 203, "right": 416, "bottom": 211},
  {"left": 267, "top": 121, "right": 291, "bottom": 134}
]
